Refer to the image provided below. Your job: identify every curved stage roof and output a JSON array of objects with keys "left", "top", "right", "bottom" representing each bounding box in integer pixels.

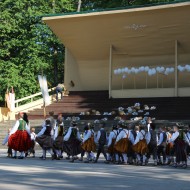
[{"left": 43, "top": 1, "right": 190, "bottom": 61}]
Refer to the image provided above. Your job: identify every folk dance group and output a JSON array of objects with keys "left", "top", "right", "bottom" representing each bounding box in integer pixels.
[{"left": 3, "top": 112, "right": 190, "bottom": 169}]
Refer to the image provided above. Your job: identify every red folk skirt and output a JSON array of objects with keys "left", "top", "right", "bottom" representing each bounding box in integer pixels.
[{"left": 8, "top": 130, "right": 32, "bottom": 152}]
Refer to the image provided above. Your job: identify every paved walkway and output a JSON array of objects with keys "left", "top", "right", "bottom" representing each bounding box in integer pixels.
[{"left": 0, "top": 149, "right": 189, "bottom": 190}]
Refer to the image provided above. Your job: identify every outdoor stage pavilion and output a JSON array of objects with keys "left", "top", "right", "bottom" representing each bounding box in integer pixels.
[{"left": 43, "top": 1, "right": 190, "bottom": 99}]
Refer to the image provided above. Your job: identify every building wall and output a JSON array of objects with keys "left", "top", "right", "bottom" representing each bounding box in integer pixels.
[
  {"left": 64, "top": 49, "right": 190, "bottom": 98},
  {"left": 64, "top": 48, "right": 109, "bottom": 91}
]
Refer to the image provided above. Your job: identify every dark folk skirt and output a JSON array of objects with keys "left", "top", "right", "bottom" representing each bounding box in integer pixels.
[
  {"left": 63, "top": 138, "right": 82, "bottom": 156},
  {"left": 36, "top": 135, "right": 53, "bottom": 149},
  {"left": 53, "top": 136, "right": 64, "bottom": 150},
  {"left": 174, "top": 139, "right": 187, "bottom": 163}
]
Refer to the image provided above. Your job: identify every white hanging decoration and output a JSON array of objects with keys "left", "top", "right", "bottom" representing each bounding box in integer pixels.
[
  {"left": 128, "top": 69, "right": 132, "bottom": 74},
  {"left": 134, "top": 68, "right": 139, "bottom": 74},
  {"left": 177, "top": 65, "right": 185, "bottom": 72},
  {"left": 148, "top": 69, "right": 153, "bottom": 76},
  {"left": 124, "top": 67, "right": 129, "bottom": 73},
  {"left": 165, "top": 67, "right": 174, "bottom": 75},
  {"left": 156, "top": 66, "right": 161, "bottom": 72},
  {"left": 117, "top": 68, "right": 122, "bottom": 74},
  {"left": 139, "top": 66, "right": 145, "bottom": 72},
  {"left": 187, "top": 65, "right": 190, "bottom": 72},
  {"left": 160, "top": 67, "right": 165, "bottom": 73},
  {"left": 169, "top": 67, "right": 174, "bottom": 73},
  {"left": 114, "top": 69, "right": 118, "bottom": 75},
  {"left": 145, "top": 66, "right": 149, "bottom": 72},
  {"left": 131, "top": 67, "right": 136, "bottom": 73},
  {"left": 185, "top": 64, "right": 190, "bottom": 72},
  {"left": 122, "top": 74, "right": 127, "bottom": 79},
  {"left": 164, "top": 69, "right": 169, "bottom": 75},
  {"left": 121, "top": 68, "right": 125, "bottom": 73},
  {"left": 152, "top": 68, "right": 156, "bottom": 75},
  {"left": 165, "top": 68, "right": 170, "bottom": 74}
]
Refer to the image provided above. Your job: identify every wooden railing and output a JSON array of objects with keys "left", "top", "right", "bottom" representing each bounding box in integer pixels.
[{"left": 14, "top": 87, "right": 56, "bottom": 108}]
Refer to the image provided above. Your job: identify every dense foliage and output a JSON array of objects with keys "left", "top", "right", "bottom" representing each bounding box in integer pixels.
[{"left": 0, "top": 0, "right": 178, "bottom": 104}]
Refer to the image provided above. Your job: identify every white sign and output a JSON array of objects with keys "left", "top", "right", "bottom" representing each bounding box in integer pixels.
[{"left": 38, "top": 75, "right": 50, "bottom": 106}]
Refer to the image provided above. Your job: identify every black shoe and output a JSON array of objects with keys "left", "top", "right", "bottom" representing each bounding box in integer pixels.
[
  {"left": 40, "top": 156, "right": 46, "bottom": 160},
  {"left": 18, "top": 156, "right": 24, "bottom": 159},
  {"left": 39, "top": 156, "right": 46, "bottom": 159},
  {"left": 166, "top": 160, "right": 171, "bottom": 165},
  {"left": 104, "top": 160, "right": 110, "bottom": 164},
  {"left": 52, "top": 154, "right": 56, "bottom": 160},
  {"left": 12, "top": 156, "right": 17, "bottom": 159},
  {"left": 182, "top": 164, "right": 187, "bottom": 169},
  {"left": 157, "top": 161, "right": 162, "bottom": 165}
]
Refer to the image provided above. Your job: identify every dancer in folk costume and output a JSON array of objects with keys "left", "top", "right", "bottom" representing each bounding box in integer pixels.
[
  {"left": 93, "top": 122, "right": 107, "bottom": 163},
  {"left": 165, "top": 127, "right": 174, "bottom": 165},
  {"left": 114, "top": 122, "right": 125, "bottom": 164},
  {"left": 133, "top": 125, "right": 149, "bottom": 166},
  {"left": 157, "top": 126, "right": 167, "bottom": 165},
  {"left": 63, "top": 121, "right": 82, "bottom": 162},
  {"left": 53, "top": 119, "right": 64, "bottom": 160},
  {"left": 80, "top": 124, "right": 96, "bottom": 162},
  {"left": 169, "top": 125, "right": 187, "bottom": 168},
  {"left": 89, "top": 123, "right": 96, "bottom": 161},
  {"left": 29, "top": 128, "right": 36, "bottom": 157},
  {"left": 79, "top": 125, "right": 89, "bottom": 162},
  {"left": 114, "top": 124, "right": 134, "bottom": 165},
  {"left": 184, "top": 125, "right": 190, "bottom": 160},
  {"left": 146, "top": 123, "right": 158, "bottom": 166},
  {"left": 48, "top": 111, "right": 56, "bottom": 136},
  {"left": 127, "top": 124, "right": 136, "bottom": 164},
  {"left": 2, "top": 128, "right": 12, "bottom": 158},
  {"left": 25, "top": 128, "right": 36, "bottom": 158},
  {"left": 106, "top": 125, "right": 118, "bottom": 163},
  {"left": 36, "top": 119, "right": 54, "bottom": 160},
  {"left": 8, "top": 112, "right": 32, "bottom": 159},
  {"left": 63, "top": 125, "right": 72, "bottom": 160}
]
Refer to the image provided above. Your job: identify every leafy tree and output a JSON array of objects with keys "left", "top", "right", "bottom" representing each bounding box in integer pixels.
[
  {"left": 0, "top": 0, "right": 178, "bottom": 105},
  {"left": 78, "top": 0, "right": 177, "bottom": 11},
  {"left": 0, "top": 0, "right": 75, "bottom": 104}
]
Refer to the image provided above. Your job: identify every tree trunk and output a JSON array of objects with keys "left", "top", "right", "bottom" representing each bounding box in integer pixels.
[
  {"left": 77, "top": 0, "right": 82, "bottom": 12},
  {"left": 52, "top": 0, "right": 55, "bottom": 13}
]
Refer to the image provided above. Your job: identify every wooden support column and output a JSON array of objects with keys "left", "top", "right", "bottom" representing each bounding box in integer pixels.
[
  {"left": 109, "top": 45, "right": 113, "bottom": 99},
  {"left": 175, "top": 40, "right": 178, "bottom": 97}
]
